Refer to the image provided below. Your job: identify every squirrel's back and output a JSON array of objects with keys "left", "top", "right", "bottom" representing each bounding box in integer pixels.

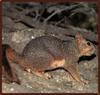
[
  {"left": 22, "top": 36, "right": 77, "bottom": 60},
  {"left": 22, "top": 34, "right": 95, "bottom": 62}
]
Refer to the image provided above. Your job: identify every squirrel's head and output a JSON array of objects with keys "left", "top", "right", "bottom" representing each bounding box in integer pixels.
[{"left": 75, "top": 33, "right": 95, "bottom": 56}]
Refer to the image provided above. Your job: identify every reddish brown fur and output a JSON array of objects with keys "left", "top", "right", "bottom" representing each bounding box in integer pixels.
[{"left": 2, "top": 44, "right": 20, "bottom": 84}]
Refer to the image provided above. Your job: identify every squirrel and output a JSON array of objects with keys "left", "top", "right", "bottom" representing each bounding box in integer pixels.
[{"left": 4, "top": 33, "right": 95, "bottom": 84}]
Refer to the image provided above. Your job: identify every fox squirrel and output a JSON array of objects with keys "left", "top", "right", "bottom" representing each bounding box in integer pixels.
[{"left": 3, "top": 33, "right": 95, "bottom": 84}]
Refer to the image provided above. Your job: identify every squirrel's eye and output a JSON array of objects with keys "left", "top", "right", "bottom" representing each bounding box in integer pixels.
[{"left": 87, "top": 42, "right": 91, "bottom": 46}]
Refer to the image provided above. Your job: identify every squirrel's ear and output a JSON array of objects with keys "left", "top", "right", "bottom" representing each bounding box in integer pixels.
[
  {"left": 75, "top": 33, "right": 83, "bottom": 40},
  {"left": 75, "top": 33, "right": 84, "bottom": 44}
]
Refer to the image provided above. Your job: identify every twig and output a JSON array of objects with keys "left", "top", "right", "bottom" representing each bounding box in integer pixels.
[{"left": 43, "top": 4, "right": 82, "bottom": 24}]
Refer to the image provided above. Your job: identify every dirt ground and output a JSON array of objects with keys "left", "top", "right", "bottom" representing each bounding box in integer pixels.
[{"left": 2, "top": 25, "right": 98, "bottom": 93}]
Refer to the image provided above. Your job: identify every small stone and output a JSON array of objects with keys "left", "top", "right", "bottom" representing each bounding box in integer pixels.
[
  {"left": 56, "top": 79, "right": 59, "bottom": 82},
  {"left": 58, "top": 88, "right": 61, "bottom": 90},
  {"left": 27, "top": 69, "right": 31, "bottom": 73},
  {"left": 29, "top": 76, "right": 32, "bottom": 80},
  {"left": 31, "top": 36, "right": 35, "bottom": 39},
  {"left": 26, "top": 84, "right": 32, "bottom": 88},
  {"left": 12, "top": 82, "right": 16, "bottom": 85},
  {"left": 4, "top": 86, "right": 7, "bottom": 89},
  {"left": 10, "top": 88, "right": 14, "bottom": 91},
  {"left": 84, "top": 62, "right": 89, "bottom": 68},
  {"left": 24, "top": 73, "right": 27, "bottom": 76},
  {"left": 72, "top": 82, "right": 84, "bottom": 91},
  {"left": 2, "top": 37, "right": 4, "bottom": 40}
]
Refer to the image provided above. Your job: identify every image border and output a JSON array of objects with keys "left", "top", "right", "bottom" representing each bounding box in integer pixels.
[{"left": 0, "top": 0, "right": 99, "bottom": 95}]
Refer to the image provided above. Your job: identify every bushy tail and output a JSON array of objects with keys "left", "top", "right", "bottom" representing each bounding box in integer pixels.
[{"left": 2, "top": 44, "right": 20, "bottom": 84}]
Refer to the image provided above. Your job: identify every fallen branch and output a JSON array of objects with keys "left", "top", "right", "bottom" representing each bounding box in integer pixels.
[{"left": 3, "top": 6, "right": 98, "bottom": 43}]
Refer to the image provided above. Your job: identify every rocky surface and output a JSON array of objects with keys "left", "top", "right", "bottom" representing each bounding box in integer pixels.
[{"left": 2, "top": 25, "right": 98, "bottom": 93}]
